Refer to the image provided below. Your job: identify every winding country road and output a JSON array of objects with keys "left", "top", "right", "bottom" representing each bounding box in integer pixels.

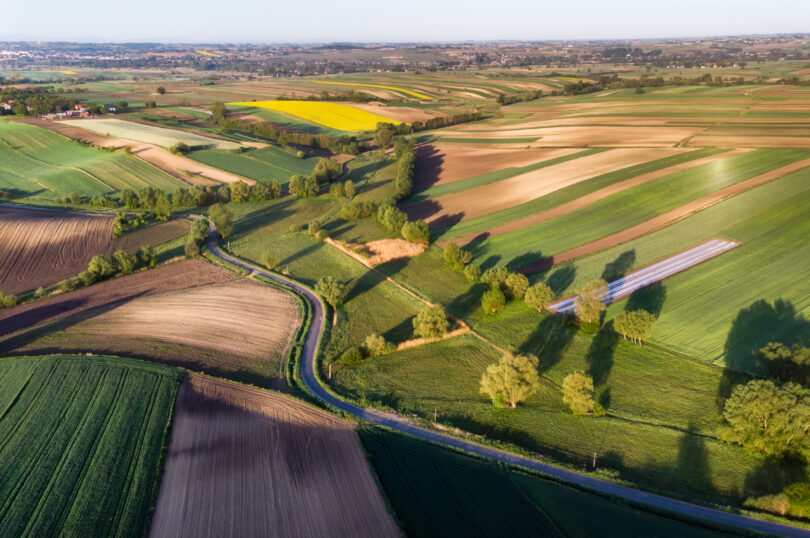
[{"left": 205, "top": 225, "right": 807, "bottom": 537}]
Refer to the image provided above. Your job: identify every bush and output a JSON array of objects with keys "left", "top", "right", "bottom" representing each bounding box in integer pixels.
[
  {"left": 311, "top": 157, "right": 342, "bottom": 184},
  {"left": 744, "top": 494, "right": 790, "bottom": 516},
  {"left": 288, "top": 224, "right": 302, "bottom": 233},
  {"left": 525, "top": 282, "right": 554, "bottom": 311},
  {"left": 169, "top": 142, "right": 190, "bottom": 155},
  {"left": 338, "top": 199, "right": 377, "bottom": 221},
  {"left": 315, "top": 276, "right": 347, "bottom": 309},
  {"left": 464, "top": 263, "right": 481, "bottom": 281},
  {"left": 137, "top": 246, "right": 156, "bottom": 268},
  {"left": 340, "top": 347, "right": 363, "bottom": 366},
  {"left": 377, "top": 204, "right": 407, "bottom": 235},
  {"left": 34, "top": 287, "right": 46, "bottom": 299},
  {"left": 316, "top": 229, "right": 328, "bottom": 242},
  {"left": 0, "top": 292, "right": 18, "bottom": 308},
  {"left": 365, "top": 333, "right": 395, "bottom": 357},
  {"left": 59, "top": 279, "right": 75, "bottom": 293},
  {"left": 504, "top": 273, "right": 529, "bottom": 300},
  {"left": 185, "top": 238, "right": 201, "bottom": 258},
  {"left": 307, "top": 220, "right": 321, "bottom": 236},
  {"left": 261, "top": 250, "right": 277, "bottom": 270},
  {"left": 78, "top": 271, "right": 96, "bottom": 287},
  {"left": 401, "top": 220, "right": 430, "bottom": 245},
  {"left": 113, "top": 250, "right": 137, "bottom": 275},
  {"left": 413, "top": 306, "right": 449, "bottom": 339},
  {"left": 481, "top": 287, "right": 506, "bottom": 315},
  {"left": 296, "top": 150, "right": 305, "bottom": 159},
  {"left": 443, "top": 242, "right": 472, "bottom": 270},
  {"left": 88, "top": 255, "right": 114, "bottom": 278}
]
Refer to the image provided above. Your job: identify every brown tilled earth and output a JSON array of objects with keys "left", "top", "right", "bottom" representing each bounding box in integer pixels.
[
  {"left": 406, "top": 148, "right": 682, "bottom": 224},
  {"left": 516, "top": 157, "right": 810, "bottom": 273},
  {"left": 111, "top": 219, "right": 190, "bottom": 253},
  {"left": 0, "top": 266, "right": 302, "bottom": 389},
  {"left": 413, "top": 144, "right": 581, "bottom": 190},
  {"left": 149, "top": 375, "right": 400, "bottom": 538},
  {"left": 444, "top": 148, "right": 752, "bottom": 246},
  {"left": 346, "top": 103, "right": 439, "bottom": 123},
  {"left": 435, "top": 125, "right": 702, "bottom": 147},
  {"left": 0, "top": 207, "right": 113, "bottom": 295}
]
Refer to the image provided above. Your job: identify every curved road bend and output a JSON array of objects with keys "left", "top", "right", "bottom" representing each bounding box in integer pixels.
[{"left": 205, "top": 228, "right": 808, "bottom": 538}]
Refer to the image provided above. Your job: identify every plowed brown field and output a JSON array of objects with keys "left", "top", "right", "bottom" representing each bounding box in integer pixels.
[
  {"left": 150, "top": 375, "right": 400, "bottom": 538},
  {"left": 0, "top": 207, "right": 113, "bottom": 295}
]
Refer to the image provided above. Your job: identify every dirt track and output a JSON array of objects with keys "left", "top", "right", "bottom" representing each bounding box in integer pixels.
[
  {"left": 0, "top": 207, "right": 113, "bottom": 295},
  {"left": 408, "top": 148, "right": 682, "bottom": 224},
  {"left": 516, "top": 156, "right": 810, "bottom": 273},
  {"left": 445, "top": 148, "right": 752, "bottom": 246},
  {"left": 149, "top": 375, "right": 400, "bottom": 538}
]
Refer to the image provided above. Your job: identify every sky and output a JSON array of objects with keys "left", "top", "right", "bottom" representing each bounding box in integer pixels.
[{"left": 1, "top": 0, "right": 808, "bottom": 43}]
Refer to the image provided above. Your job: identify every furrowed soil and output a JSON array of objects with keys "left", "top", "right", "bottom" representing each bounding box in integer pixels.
[
  {"left": 0, "top": 207, "right": 113, "bottom": 295},
  {"left": 149, "top": 375, "right": 400, "bottom": 538},
  {"left": 0, "top": 263, "right": 301, "bottom": 389}
]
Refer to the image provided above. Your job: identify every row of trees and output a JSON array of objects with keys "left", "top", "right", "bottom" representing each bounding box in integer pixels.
[
  {"left": 495, "top": 89, "right": 543, "bottom": 105},
  {"left": 58, "top": 248, "right": 156, "bottom": 293}
]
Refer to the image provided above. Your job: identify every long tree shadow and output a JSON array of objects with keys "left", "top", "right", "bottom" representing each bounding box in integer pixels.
[
  {"left": 586, "top": 322, "right": 620, "bottom": 386},
  {"left": 625, "top": 281, "right": 667, "bottom": 317},
  {"left": 545, "top": 265, "right": 576, "bottom": 296},
  {"left": 412, "top": 144, "right": 444, "bottom": 192},
  {"left": 505, "top": 251, "right": 546, "bottom": 272},
  {"left": 277, "top": 240, "right": 322, "bottom": 270},
  {"left": 448, "top": 282, "right": 487, "bottom": 319},
  {"left": 518, "top": 314, "right": 576, "bottom": 373},
  {"left": 344, "top": 270, "right": 385, "bottom": 303},
  {"left": 743, "top": 456, "right": 810, "bottom": 500},
  {"left": 601, "top": 250, "right": 636, "bottom": 281}
]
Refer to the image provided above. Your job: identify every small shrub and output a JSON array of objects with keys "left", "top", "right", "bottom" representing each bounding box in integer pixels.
[
  {"left": 59, "top": 279, "right": 75, "bottom": 293},
  {"left": 261, "top": 250, "right": 277, "bottom": 270},
  {"left": 185, "top": 238, "right": 201, "bottom": 258},
  {"left": 340, "top": 347, "right": 363, "bottom": 366},
  {"left": 401, "top": 220, "right": 430, "bottom": 245},
  {"left": 365, "top": 333, "right": 395, "bottom": 357}
]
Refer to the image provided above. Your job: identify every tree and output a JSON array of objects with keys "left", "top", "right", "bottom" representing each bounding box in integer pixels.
[
  {"left": 211, "top": 101, "right": 226, "bottom": 121},
  {"left": 303, "top": 176, "right": 320, "bottom": 197},
  {"left": 189, "top": 219, "right": 209, "bottom": 244},
  {"left": 329, "top": 183, "right": 345, "bottom": 198},
  {"left": 154, "top": 192, "right": 171, "bottom": 221},
  {"left": 208, "top": 203, "right": 233, "bottom": 239},
  {"left": 365, "top": 333, "right": 394, "bottom": 357},
  {"left": 504, "top": 273, "right": 529, "bottom": 300},
  {"left": 114, "top": 100, "right": 129, "bottom": 112},
  {"left": 464, "top": 263, "right": 481, "bottom": 281},
  {"left": 315, "top": 277, "right": 347, "bottom": 309},
  {"left": 480, "top": 354, "right": 540, "bottom": 408},
  {"left": 113, "top": 250, "right": 137, "bottom": 275},
  {"left": 443, "top": 242, "right": 472, "bottom": 270},
  {"left": 269, "top": 179, "right": 282, "bottom": 200},
  {"left": 311, "top": 158, "right": 342, "bottom": 184},
  {"left": 169, "top": 142, "right": 190, "bottom": 155},
  {"left": 574, "top": 280, "right": 608, "bottom": 324},
  {"left": 87, "top": 255, "right": 114, "bottom": 278},
  {"left": 156, "top": 86, "right": 166, "bottom": 95},
  {"left": 230, "top": 180, "right": 250, "bottom": 203},
  {"left": 344, "top": 180, "right": 355, "bottom": 199},
  {"left": 377, "top": 204, "right": 407, "bottom": 235},
  {"left": 562, "top": 371, "right": 595, "bottom": 415},
  {"left": 525, "top": 282, "right": 554, "bottom": 311},
  {"left": 185, "top": 238, "right": 201, "bottom": 258},
  {"left": 413, "top": 306, "right": 449, "bottom": 339},
  {"left": 288, "top": 175, "right": 306, "bottom": 198},
  {"left": 480, "top": 267, "right": 509, "bottom": 290},
  {"left": 759, "top": 343, "right": 810, "bottom": 384},
  {"left": 401, "top": 220, "right": 430, "bottom": 245},
  {"left": 481, "top": 288, "right": 506, "bottom": 315},
  {"left": 719, "top": 380, "right": 810, "bottom": 458},
  {"left": 613, "top": 310, "right": 656, "bottom": 344},
  {"left": 0, "top": 292, "right": 18, "bottom": 309},
  {"left": 374, "top": 126, "right": 394, "bottom": 151},
  {"left": 137, "top": 246, "right": 156, "bottom": 268}
]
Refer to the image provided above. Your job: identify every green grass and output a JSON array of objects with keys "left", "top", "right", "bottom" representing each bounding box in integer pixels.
[
  {"left": 411, "top": 148, "right": 605, "bottom": 201},
  {"left": 0, "top": 355, "right": 181, "bottom": 538},
  {"left": 187, "top": 147, "right": 315, "bottom": 184},
  {"left": 464, "top": 148, "right": 810, "bottom": 268},
  {"left": 433, "top": 147, "right": 728, "bottom": 241},
  {"left": 540, "top": 165, "right": 810, "bottom": 371},
  {"left": 333, "top": 335, "right": 806, "bottom": 507},
  {"left": 360, "top": 427, "right": 739, "bottom": 538},
  {"left": 0, "top": 122, "right": 184, "bottom": 199}
]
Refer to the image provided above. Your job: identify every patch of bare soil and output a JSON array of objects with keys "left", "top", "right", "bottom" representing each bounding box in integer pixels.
[
  {"left": 346, "top": 103, "right": 440, "bottom": 123},
  {"left": 149, "top": 375, "right": 400, "bottom": 538},
  {"left": 111, "top": 219, "right": 190, "bottom": 253},
  {"left": 0, "top": 207, "right": 113, "bottom": 295}
]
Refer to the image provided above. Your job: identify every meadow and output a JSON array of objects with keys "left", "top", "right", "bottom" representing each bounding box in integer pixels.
[
  {"left": 187, "top": 144, "right": 318, "bottom": 184},
  {"left": 66, "top": 118, "right": 241, "bottom": 150},
  {"left": 228, "top": 100, "right": 403, "bottom": 132},
  {"left": 360, "top": 426, "right": 739, "bottom": 537},
  {"left": 0, "top": 355, "right": 181, "bottom": 538}
]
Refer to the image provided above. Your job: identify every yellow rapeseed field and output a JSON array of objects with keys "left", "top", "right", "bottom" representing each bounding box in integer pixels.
[
  {"left": 59, "top": 70, "right": 78, "bottom": 75},
  {"left": 195, "top": 50, "right": 218, "bottom": 57},
  {"left": 312, "top": 81, "right": 431, "bottom": 100},
  {"left": 228, "top": 100, "right": 403, "bottom": 131}
]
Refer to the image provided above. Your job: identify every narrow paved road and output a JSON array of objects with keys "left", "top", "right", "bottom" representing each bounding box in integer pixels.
[{"left": 206, "top": 227, "right": 808, "bottom": 537}]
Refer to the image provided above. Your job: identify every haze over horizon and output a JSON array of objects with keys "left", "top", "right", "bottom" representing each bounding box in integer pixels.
[{"left": 1, "top": 0, "right": 808, "bottom": 43}]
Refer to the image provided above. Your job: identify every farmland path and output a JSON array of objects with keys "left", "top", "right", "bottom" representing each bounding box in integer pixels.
[{"left": 205, "top": 225, "right": 810, "bottom": 538}]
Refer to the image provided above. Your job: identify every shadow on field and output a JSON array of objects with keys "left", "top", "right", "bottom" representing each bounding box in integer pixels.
[
  {"left": 586, "top": 323, "right": 620, "bottom": 386},
  {"left": 601, "top": 250, "right": 636, "bottom": 282},
  {"left": 545, "top": 266, "right": 576, "bottom": 296},
  {"left": 506, "top": 251, "right": 547, "bottom": 272},
  {"left": 519, "top": 314, "right": 575, "bottom": 373},
  {"left": 232, "top": 198, "right": 298, "bottom": 239},
  {"left": 412, "top": 145, "right": 444, "bottom": 192},
  {"left": 344, "top": 270, "right": 385, "bottom": 304},
  {"left": 277, "top": 240, "right": 321, "bottom": 269},
  {"left": 716, "top": 298, "right": 810, "bottom": 410},
  {"left": 626, "top": 281, "right": 667, "bottom": 317},
  {"left": 0, "top": 291, "right": 150, "bottom": 354},
  {"left": 448, "top": 282, "right": 487, "bottom": 319}
]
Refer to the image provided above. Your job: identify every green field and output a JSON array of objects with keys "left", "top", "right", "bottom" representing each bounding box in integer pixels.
[
  {"left": 0, "top": 355, "right": 181, "bottom": 538},
  {"left": 334, "top": 334, "right": 805, "bottom": 507},
  {"left": 0, "top": 122, "right": 184, "bottom": 199},
  {"left": 431, "top": 147, "right": 729, "bottom": 241},
  {"left": 360, "top": 427, "right": 738, "bottom": 537},
  {"left": 538, "top": 164, "right": 810, "bottom": 370},
  {"left": 187, "top": 145, "right": 318, "bottom": 184},
  {"left": 462, "top": 148, "right": 810, "bottom": 268}
]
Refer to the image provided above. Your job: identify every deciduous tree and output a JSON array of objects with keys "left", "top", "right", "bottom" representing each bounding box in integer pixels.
[
  {"left": 480, "top": 354, "right": 540, "bottom": 408},
  {"left": 315, "top": 277, "right": 347, "bottom": 309},
  {"left": 413, "top": 306, "right": 449, "bottom": 339},
  {"left": 524, "top": 282, "right": 554, "bottom": 311},
  {"left": 562, "top": 371, "right": 595, "bottom": 415},
  {"left": 613, "top": 310, "right": 656, "bottom": 344},
  {"left": 481, "top": 287, "right": 506, "bottom": 315},
  {"left": 574, "top": 279, "right": 608, "bottom": 325}
]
